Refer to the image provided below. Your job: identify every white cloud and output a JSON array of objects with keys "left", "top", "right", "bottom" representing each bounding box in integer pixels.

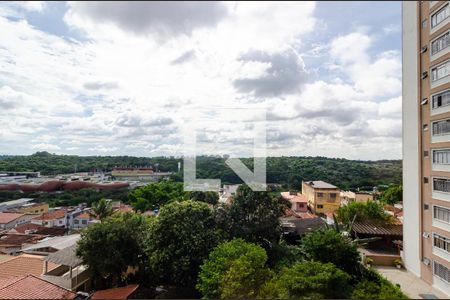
[{"left": 31, "top": 143, "right": 61, "bottom": 152}]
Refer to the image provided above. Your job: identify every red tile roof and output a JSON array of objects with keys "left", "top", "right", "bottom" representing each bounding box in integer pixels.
[
  {"left": 0, "top": 234, "right": 43, "bottom": 247},
  {"left": 91, "top": 284, "right": 139, "bottom": 299},
  {"left": 0, "top": 275, "right": 76, "bottom": 299},
  {"left": 0, "top": 213, "right": 24, "bottom": 224},
  {"left": 281, "top": 192, "right": 308, "bottom": 203},
  {"left": 10, "top": 223, "right": 44, "bottom": 234},
  {"left": 32, "top": 210, "right": 65, "bottom": 221},
  {"left": 74, "top": 213, "right": 91, "bottom": 220},
  {"left": 0, "top": 254, "right": 59, "bottom": 279}
]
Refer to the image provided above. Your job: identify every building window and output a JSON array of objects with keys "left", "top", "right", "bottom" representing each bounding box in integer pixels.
[
  {"left": 434, "top": 233, "right": 450, "bottom": 253},
  {"left": 425, "top": 150, "right": 429, "bottom": 157},
  {"left": 434, "top": 205, "right": 450, "bottom": 223},
  {"left": 432, "top": 119, "right": 450, "bottom": 136},
  {"left": 432, "top": 32, "right": 450, "bottom": 55},
  {"left": 431, "top": 61, "right": 450, "bottom": 81},
  {"left": 431, "top": 4, "right": 450, "bottom": 28},
  {"left": 330, "top": 193, "right": 337, "bottom": 199},
  {"left": 317, "top": 205, "right": 323, "bottom": 209},
  {"left": 317, "top": 193, "right": 324, "bottom": 197},
  {"left": 433, "top": 177, "right": 450, "bottom": 192},
  {"left": 434, "top": 261, "right": 450, "bottom": 283},
  {"left": 74, "top": 220, "right": 79, "bottom": 224},
  {"left": 425, "top": 177, "right": 429, "bottom": 184},
  {"left": 433, "top": 149, "right": 450, "bottom": 164},
  {"left": 82, "top": 220, "right": 87, "bottom": 225},
  {"left": 432, "top": 90, "right": 450, "bottom": 109}
]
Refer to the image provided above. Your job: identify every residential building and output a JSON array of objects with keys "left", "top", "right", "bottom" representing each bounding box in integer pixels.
[
  {"left": 91, "top": 284, "right": 140, "bottom": 299},
  {"left": 0, "top": 233, "right": 44, "bottom": 255},
  {"left": 72, "top": 213, "right": 97, "bottom": 230},
  {"left": 0, "top": 198, "right": 34, "bottom": 212},
  {"left": 340, "top": 191, "right": 375, "bottom": 205},
  {"left": 8, "top": 202, "right": 49, "bottom": 214},
  {"left": 301, "top": 181, "right": 341, "bottom": 215},
  {"left": 31, "top": 210, "right": 67, "bottom": 228},
  {"left": 21, "top": 234, "right": 80, "bottom": 255},
  {"left": 0, "top": 275, "right": 76, "bottom": 299},
  {"left": 280, "top": 191, "right": 308, "bottom": 213},
  {"left": 9, "top": 223, "right": 66, "bottom": 236},
  {"left": 42, "top": 244, "right": 90, "bottom": 291},
  {"left": 0, "top": 254, "right": 59, "bottom": 279},
  {"left": 219, "top": 184, "right": 241, "bottom": 203},
  {"left": 403, "top": 2, "right": 450, "bottom": 296},
  {"left": 0, "top": 213, "right": 35, "bottom": 230}
]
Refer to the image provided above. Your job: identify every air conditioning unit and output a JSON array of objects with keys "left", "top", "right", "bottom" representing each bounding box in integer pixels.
[
  {"left": 423, "top": 257, "right": 431, "bottom": 266},
  {"left": 423, "top": 232, "right": 430, "bottom": 238}
]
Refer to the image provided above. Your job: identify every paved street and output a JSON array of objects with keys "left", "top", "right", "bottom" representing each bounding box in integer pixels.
[{"left": 375, "top": 266, "right": 447, "bottom": 299}]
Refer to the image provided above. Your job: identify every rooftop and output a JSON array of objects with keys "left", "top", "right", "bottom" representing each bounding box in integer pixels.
[
  {"left": 280, "top": 192, "right": 308, "bottom": 203},
  {"left": 44, "top": 244, "right": 82, "bottom": 268},
  {"left": 91, "top": 284, "right": 139, "bottom": 299},
  {"left": 32, "top": 210, "right": 66, "bottom": 221},
  {"left": 74, "top": 213, "right": 92, "bottom": 220},
  {"left": 0, "top": 275, "right": 76, "bottom": 299},
  {"left": 0, "top": 234, "right": 43, "bottom": 248},
  {"left": 0, "top": 213, "right": 24, "bottom": 224},
  {"left": 352, "top": 222, "right": 403, "bottom": 236},
  {"left": 0, "top": 254, "right": 58, "bottom": 279},
  {"left": 0, "top": 199, "right": 34, "bottom": 208},
  {"left": 280, "top": 216, "right": 325, "bottom": 235},
  {"left": 22, "top": 234, "right": 80, "bottom": 253},
  {"left": 9, "top": 223, "right": 66, "bottom": 236},
  {"left": 304, "top": 180, "right": 338, "bottom": 189}
]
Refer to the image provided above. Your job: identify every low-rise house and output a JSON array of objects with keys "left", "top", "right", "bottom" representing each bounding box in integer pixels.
[
  {"left": 73, "top": 213, "right": 97, "bottom": 230},
  {"left": 302, "top": 181, "right": 341, "bottom": 215},
  {"left": 9, "top": 223, "right": 66, "bottom": 236},
  {"left": 0, "top": 198, "right": 34, "bottom": 212},
  {"left": 42, "top": 244, "right": 90, "bottom": 291},
  {"left": 8, "top": 202, "right": 49, "bottom": 214},
  {"left": 22, "top": 234, "right": 80, "bottom": 255},
  {"left": 280, "top": 216, "right": 326, "bottom": 241},
  {"left": 0, "top": 254, "right": 59, "bottom": 279},
  {"left": 281, "top": 192, "right": 308, "bottom": 213},
  {"left": 91, "top": 284, "right": 140, "bottom": 299},
  {"left": 0, "top": 274, "right": 76, "bottom": 299},
  {"left": 31, "top": 210, "right": 66, "bottom": 228},
  {"left": 219, "top": 184, "right": 240, "bottom": 203},
  {"left": 0, "top": 213, "right": 35, "bottom": 230},
  {"left": 340, "top": 191, "right": 375, "bottom": 205},
  {"left": 0, "top": 233, "right": 44, "bottom": 254}
]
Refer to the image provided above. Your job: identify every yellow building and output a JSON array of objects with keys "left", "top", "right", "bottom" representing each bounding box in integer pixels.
[
  {"left": 301, "top": 181, "right": 340, "bottom": 215},
  {"left": 11, "top": 203, "right": 49, "bottom": 214}
]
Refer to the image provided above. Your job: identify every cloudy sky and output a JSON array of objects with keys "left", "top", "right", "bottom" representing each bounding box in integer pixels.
[{"left": 0, "top": 1, "right": 401, "bottom": 160}]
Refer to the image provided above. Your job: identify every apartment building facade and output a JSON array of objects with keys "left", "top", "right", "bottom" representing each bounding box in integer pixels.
[
  {"left": 301, "top": 181, "right": 340, "bottom": 215},
  {"left": 403, "top": 1, "right": 450, "bottom": 295}
]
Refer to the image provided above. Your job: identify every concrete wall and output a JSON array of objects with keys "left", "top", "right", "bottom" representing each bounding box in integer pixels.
[{"left": 402, "top": 1, "right": 422, "bottom": 277}]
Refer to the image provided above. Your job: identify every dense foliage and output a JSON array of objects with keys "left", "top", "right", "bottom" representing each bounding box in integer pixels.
[
  {"left": 90, "top": 198, "right": 113, "bottom": 220},
  {"left": 128, "top": 181, "right": 186, "bottom": 212},
  {"left": 379, "top": 184, "right": 403, "bottom": 205},
  {"left": 197, "top": 239, "right": 271, "bottom": 299},
  {"left": 0, "top": 152, "right": 401, "bottom": 189},
  {"left": 336, "top": 200, "right": 393, "bottom": 225},
  {"left": 300, "top": 228, "right": 361, "bottom": 276},
  {"left": 260, "top": 261, "right": 352, "bottom": 299},
  {"left": 352, "top": 268, "right": 408, "bottom": 299},
  {"left": 145, "top": 200, "right": 221, "bottom": 288},
  {"left": 76, "top": 213, "right": 150, "bottom": 288}
]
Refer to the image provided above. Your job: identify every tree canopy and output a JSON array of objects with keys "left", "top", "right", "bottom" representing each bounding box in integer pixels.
[
  {"left": 336, "top": 200, "right": 393, "bottom": 225},
  {"left": 128, "top": 181, "right": 187, "bottom": 212},
  {"left": 76, "top": 213, "right": 150, "bottom": 287},
  {"left": 90, "top": 198, "right": 113, "bottom": 220},
  {"left": 145, "top": 200, "right": 220, "bottom": 288},
  {"left": 259, "top": 261, "right": 352, "bottom": 299},
  {"left": 300, "top": 228, "right": 361, "bottom": 276},
  {"left": 379, "top": 184, "right": 403, "bottom": 205},
  {"left": 197, "top": 239, "right": 271, "bottom": 299}
]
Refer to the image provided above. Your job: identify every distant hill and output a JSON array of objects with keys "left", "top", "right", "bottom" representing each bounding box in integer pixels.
[{"left": 0, "top": 152, "right": 401, "bottom": 190}]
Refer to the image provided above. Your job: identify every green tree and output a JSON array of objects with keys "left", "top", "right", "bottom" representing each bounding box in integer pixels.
[
  {"left": 145, "top": 200, "right": 220, "bottom": 288},
  {"left": 336, "top": 200, "right": 392, "bottom": 225},
  {"left": 128, "top": 181, "right": 187, "bottom": 212},
  {"left": 379, "top": 184, "right": 403, "bottom": 205},
  {"left": 188, "top": 191, "right": 219, "bottom": 206},
  {"left": 300, "top": 228, "right": 361, "bottom": 276},
  {"left": 76, "top": 213, "right": 150, "bottom": 287},
  {"left": 90, "top": 198, "right": 113, "bottom": 220},
  {"left": 197, "top": 239, "right": 271, "bottom": 299},
  {"left": 218, "top": 185, "right": 289, "bottom": 253},
  {"left": 259, "top": 261, "right": 352, "bottom": 299}
]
